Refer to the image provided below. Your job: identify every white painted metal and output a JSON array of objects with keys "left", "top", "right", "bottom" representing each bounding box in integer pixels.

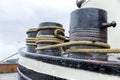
[
  {"left": 108, "top": 54, "right": 120, "bottom": 62},
  {"left": 19, "top": 56, "right": 120, "bottom": 80}
]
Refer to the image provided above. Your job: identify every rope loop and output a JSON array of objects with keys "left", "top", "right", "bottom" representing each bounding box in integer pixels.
[
  {"left": 36, "top": 40, "right": 120, "bottom": 53},
  {"left": 37, "top": 26, "right": 65, "bottom": 31},
  {"left": 34, "top": 26, "right": 120, "bottom": 54},
  {"left": 54, "top": 29, "right": 66, "bottom": 40},
  {"left": 35, "top": 26, "right": 65, "bottom": 44},
  {"left": 36, "top": 35, "right": 64, "bottom": 43}
]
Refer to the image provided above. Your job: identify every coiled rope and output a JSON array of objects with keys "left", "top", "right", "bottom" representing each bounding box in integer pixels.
[
  {"left": 36, "top": 26, "right": 66, "bottom": 50},
  {"left": 26, "top": 38, "right": 36, "bottom": 46},
  {"left": 54, "top": 29, "right": 66, "bottom": 40},
  {"left": 26, "top": 26, "right": 120, "bottom": 54},
  {"left": 26, "top": 38, "right": 36, "bottom": 43},
  {"left": 36, "top": 40, "right": 120, "bottom": 53},
  {"left": 26, "top": 28, "right": 37, "bottom": 46},
  {"left": 36, "top": 41, "right": 110, "bottom": 50},
  {"left": 26, "top": 28, "right": 37, "bottom": 34},
  {"left": 36, "top": 35, "right": 65, "bottom": 43}
]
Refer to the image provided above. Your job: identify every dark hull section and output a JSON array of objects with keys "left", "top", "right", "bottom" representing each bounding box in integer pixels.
[
  {"left": 18, "top": 48, "right": 120, "bottom": 80},
  {"left": 18, "top": 65, "right": 66, "bottom": 80}
]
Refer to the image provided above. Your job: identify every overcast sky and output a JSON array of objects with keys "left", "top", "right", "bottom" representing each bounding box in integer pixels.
[{"left": 0, "top": 0, "right": 120, "bottom": 60}]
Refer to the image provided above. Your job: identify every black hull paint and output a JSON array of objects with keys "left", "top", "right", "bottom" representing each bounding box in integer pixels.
[{"left": 18, "top": 48, "right": 120, "bottom": 80}]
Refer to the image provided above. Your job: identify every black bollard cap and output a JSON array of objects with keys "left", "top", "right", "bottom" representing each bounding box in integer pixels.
[
  {"left": 39, "top": 22, "right": 63, "bottom": 27},
  {"left": 70, "top": 8, "right": 107, "bottom": 30}
]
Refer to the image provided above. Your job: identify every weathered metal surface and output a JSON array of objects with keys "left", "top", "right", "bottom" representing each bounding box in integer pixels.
[
  {"left": 69, "top": 8, "right": 108, "bottom": 60},
  {"left": 19, "top": 49, "right": 120, "bottom": 77},
  {"left": 27, "top": 45, "right": 36, "bottom": 53},
  {"left": 36, "top": 22, "right": 63, "bottom": 56},
  {"left": 26, "top": 28, "right": 37, "bottom": 53}
]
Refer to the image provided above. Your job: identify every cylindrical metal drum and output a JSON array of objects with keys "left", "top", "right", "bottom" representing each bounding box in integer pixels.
[
  {"left": 26, "top": 28, "right": 37, "bottom": 53},
  {"left": 36, "top": 22, "right": 64, "bottom": 56},
  {"left": 69, "top": 8, "right": 108, "bottom": 60}
]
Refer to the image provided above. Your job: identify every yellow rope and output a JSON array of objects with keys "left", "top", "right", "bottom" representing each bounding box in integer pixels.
[
  {"left": 26, "top": 38, "right": 36, "bottom": 46},
  {"left": 26, "top": 29, "right": 37, "bottom": 34},
  {"left": 37, "top": 26, "right": 65, "bottom": 31},
  {"left": 36, "top": 35, "right": 64, "bottom": 41},
  {"left": 36, "top": 35, "right": 64, "bottom": 43},
  {"left": 26, "top": 26, "right": 65, "bottom": 46},
  {"left": 36, "top": 26, "right": 65, "bottom": 43},
  {"left": 36, "top": 40, "right": 64, "bottom": 43},
  {"left": 36, "top": 41, "right": 110, "bottom": 50},
  {"left": 36, "top": 26, "right": 65, "bottom": 49},
  {"left": 54, "top": 29, "right": 66, "bottom": 40},
  {"left": 26, "top": 38, "right": 36, "bottom": 43},
  {"left": 36, "top": 35, "right": 55, "bottom": 38},
  {"left": 34, "top": 26, "right": 120, "bottom": 54},
  {"left": 25, "top": 25, "right": 120, "bottom": 54},
  {"left": 66, "top": 49, "right": 120, "bottom": 54}
]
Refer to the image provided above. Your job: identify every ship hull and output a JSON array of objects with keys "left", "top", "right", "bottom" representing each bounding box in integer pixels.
[{"left": 18, "top": 48, "right": 120, "bottom": 80}]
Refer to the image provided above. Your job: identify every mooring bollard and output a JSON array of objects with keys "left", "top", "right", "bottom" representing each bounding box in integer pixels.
[
  {"left": 36, "top": 22, "right": 65, "bottom": 56},
  {"left": 68, "top": 6, "right": 113, "bottom": 60}
]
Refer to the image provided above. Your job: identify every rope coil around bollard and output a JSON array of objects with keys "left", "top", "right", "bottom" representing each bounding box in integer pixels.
[
  {"left": 26, "top": 28, "right": 37, "bottom": 34},
  {"left": 35, "top": 26, "right": 66, "bottom": 50},
  {"left": 26, "top": 38, "right": 36, "bottom": 43},
  {"left": 36, "top": 41, "right": 110, "bottom": 50},
  {"left": 26, "top": 28, "right": 37, "bottom": 46},
  {"left": 36, "top": 40, "right": 120, "bottom": 54},
  {"left": 26, "top": 38, "right": 36, "bottom": 46},
  {"left": 34, "top": 26, "right": 120, "bottom": 54},
  {"left": 54, "top": 29, "right": 66, "bottom": 40},
  {"left": 36, "top": 26, "right": 65, "bottom": 43},
  {"left": 36, "top": 35, "right": 65, "bottom": 43}
]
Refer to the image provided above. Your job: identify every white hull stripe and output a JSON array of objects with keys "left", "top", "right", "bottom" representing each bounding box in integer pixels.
[{"left": 19, "top": 56, "right": 120, "bottom": 80}]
